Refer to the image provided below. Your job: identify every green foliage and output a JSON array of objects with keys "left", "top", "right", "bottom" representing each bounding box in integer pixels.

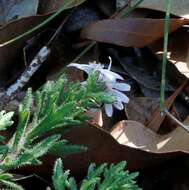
[
  {"left": 0, "top": 173, "right": 24, "bottom": 190},
  {"left": 52, "top": 158, "right": 77, "bottom": 190},
  {"left": 0, "top": 110, "right": 14, "bottom": 130},
  {"left": 0, "top": 110, "right": 14, "bottom": 155},
  {"left": 0, "top": 73, "right": 112, "bottom": 170},
  {"left": 50, "top": 140, "right": 87, "bottom": 156},
  {"left": 49, "top": 158, "right": 141, "bottom": 190},
  {"left": 0, "top": 73, "right": 115, "bottom": 189}
]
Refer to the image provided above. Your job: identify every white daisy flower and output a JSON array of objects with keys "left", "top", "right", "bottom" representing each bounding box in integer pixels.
[{"left": 68, "top": 58, "right": 130, "bottom": 117}]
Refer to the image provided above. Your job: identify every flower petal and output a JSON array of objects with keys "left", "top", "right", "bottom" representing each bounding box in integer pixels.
[
  {"left": 68, "top": 63, "right": 94, "bottom": 74},
  {"left": 100, "top": 69, "right": 124, "bottom": 82},
  {"left": 104, "top": 104, "right": 113, "bottom": 117},
  {"left": 112, "top": 83, "right": 131, "bottom": 91},
  {"left": 89, "top": 62, "right": 104, "bottom": 70},
  {"left": 110, "top": 89, "right": 129, "bottom": 103},
  {"left": 113, "top": 101, "right": 124, "bottom": 110}
]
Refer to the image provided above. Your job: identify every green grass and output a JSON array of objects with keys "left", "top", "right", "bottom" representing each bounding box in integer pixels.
[{"left": 160, "top": 0, "right": 172, "bottom": 112}]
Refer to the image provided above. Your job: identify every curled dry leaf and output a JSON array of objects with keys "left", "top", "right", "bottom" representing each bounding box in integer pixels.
[
  {"left": 17, "top": 123, "right": 183, "bottom": 177},
  {"left": 80, "top": 18, "right": 189, "bottom": 48},
  {"left": 131, "top": 0, "right": 189, "bottom": 19},
  {"left": 111, "top": 118, "right": 189, "bottom": 154}
]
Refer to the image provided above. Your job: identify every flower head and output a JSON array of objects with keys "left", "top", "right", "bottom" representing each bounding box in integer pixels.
[{"left": 68, "top": 59, "right": 130, "bottom": 117}]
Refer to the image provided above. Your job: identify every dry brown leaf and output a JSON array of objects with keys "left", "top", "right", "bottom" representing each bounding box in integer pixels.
[
  {"left": 111, "top": 118, "right": 189, "bottom": 153},
  {"left": 0, "top": 15, "right": 49, "bottom": 82},
  {"left": 125, "top": 97, "right": 159, "bottom": 124},
  {"left": 18, "top": 123, "right": 181, "bottom": 177},
  {"left": 38, "top": 0, "right": 87, "bottom": 14},
  {"left": 146, "top": 80, "right": 188, "bottom": 131},
  {"left": 86, "top": 109, "right": 126, "bottom": 131},
  {"left": 80, "top": 18, "right": 189, "bottom": 48},
  {"left": 0, "top": 0, "right": 88, "bottom": 83},
  {"left": 131, "top": 0, "right": 189, "bottom": 19},
  {"left": 150, "top": 28, "right": 189, "bottom": 79},
  {"left": 86, "top": 109, "right": 103, "bottom": 126}
]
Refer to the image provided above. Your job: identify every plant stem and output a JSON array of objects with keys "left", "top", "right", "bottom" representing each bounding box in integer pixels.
[
  {"left": 0, "top": 0, "right": 76, "bottom": 47},
  {"left": 164, "top": 109, "right": 189, "bottom": 132},
  {"left": 160, "top": 0, "right": 172, "bottom": 112}
]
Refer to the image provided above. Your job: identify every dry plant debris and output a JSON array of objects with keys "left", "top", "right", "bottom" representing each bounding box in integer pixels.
[{"left": 0, "top": 0, "right": 189, "bottom": 189}]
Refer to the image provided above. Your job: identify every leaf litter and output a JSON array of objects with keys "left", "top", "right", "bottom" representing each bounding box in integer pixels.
[{"left": 0, "top": 0, "right": 189, "bottom": 189}]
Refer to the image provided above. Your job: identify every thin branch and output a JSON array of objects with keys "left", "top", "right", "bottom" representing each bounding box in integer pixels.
[
  {"left": 5, "top": 11, "right": 73, "bottom": 96},
  {"left": 164, "top": 109, "right": 189, "bottom": 133},
  {"left": 6, "top": 47, "right": 50, "bottom": 96}
]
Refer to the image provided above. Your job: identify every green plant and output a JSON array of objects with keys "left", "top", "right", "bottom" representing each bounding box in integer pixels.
[
  {"left": 48, "top": 158, "right": 141, "bottom": 190},
  {"left": 160, "top": 0, "right": 172, "bottom": 112},
  {"left": 0, "top": 72, "right": 114, "bottom": 189}
]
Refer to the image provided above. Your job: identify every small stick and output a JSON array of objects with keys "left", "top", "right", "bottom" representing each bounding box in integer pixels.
[
  {"left": 5, "top": 12, "right": 73, "bottom": 97},
  {"left": 164, "top": 109, "right": 189, "bottom": 133},
  {"left": 6, "top": 47, "right": 50, "bottom": 96}
]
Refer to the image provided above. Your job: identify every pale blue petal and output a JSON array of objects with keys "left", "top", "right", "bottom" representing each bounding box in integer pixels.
[
  {"left": 110, "top": 89, "right": 129, "bottom": 103},
  {"left": 104, "top": 104, "right": 113, "bottom": 117},
  {"left": 100, "top": 69, "right": 124, "bottom": 82},
  {"left": 89, "top": 63, "right": 104, "bottom": 70},
  {"left": 112, "top": 83, "right": 131, "bottom": 91},
  {"left": 68, "top": 63, "right": 93, "bottom": 74},
  {"left": 113, "top": 101, "right": 124, "bottom": 110}
]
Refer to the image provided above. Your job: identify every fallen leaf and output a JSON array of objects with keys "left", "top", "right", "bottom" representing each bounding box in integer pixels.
[
  {"left": 120, "top": 57, "right": 171, "bottom": 91},
  {"left": 111, "top": 118, "right": 189, "bottom": 153},
  {"left": 150, "top": 28, "right": 189, "bottom": 79},
  {"left": 116, "top": 0, "right": 129, "bottom": 9},
  {"left": 86, "top": 109, "right": 103, "bottom": 126},
  {"left": 80, "top": 18, "right": 189, "bottom": 48},
  {"left": 0, "top": 0, "right": 38, "bottom": 25},
  {"left": 125, "top": 97, "right": 159, "bottom": 124},
  {"left": 17, "top": 123, "right": 182, "bottom": 177},
  {"left": 94, "top": 0, "right": 116, "bottom": 16},
  {"left": 131, "top": 0, "right": 189, "bottom": 19},
  {"left": 38, "top": 0, "right": 87, "bottom": 14},
  {"left": 63, "top": 4, "right": 102, "bottom": 33},
  {"left": 146, "top": 80, "right": 188, "bottom": 131},
  {"left": 0, "top": 15, "right": 49, "bottom": 83},
  {"left": 0, "top": 0, "right": 88, "bottom": 83},
  {"left": 125, "top": 97, "right": 181, "bottom": 133}
]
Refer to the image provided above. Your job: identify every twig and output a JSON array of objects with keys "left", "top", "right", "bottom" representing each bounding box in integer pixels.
[
  {"left": 5, "top": 11, "right": 73, "bottom": 96},
  {"left": 164, "top": 109, "right": 189, "bottom": 133},
  {"left": 6, "top": 46, "right": 50, "bottom": 96},
  {"left": 160, "top": 0, "right": 172, "bottom": 112}
]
